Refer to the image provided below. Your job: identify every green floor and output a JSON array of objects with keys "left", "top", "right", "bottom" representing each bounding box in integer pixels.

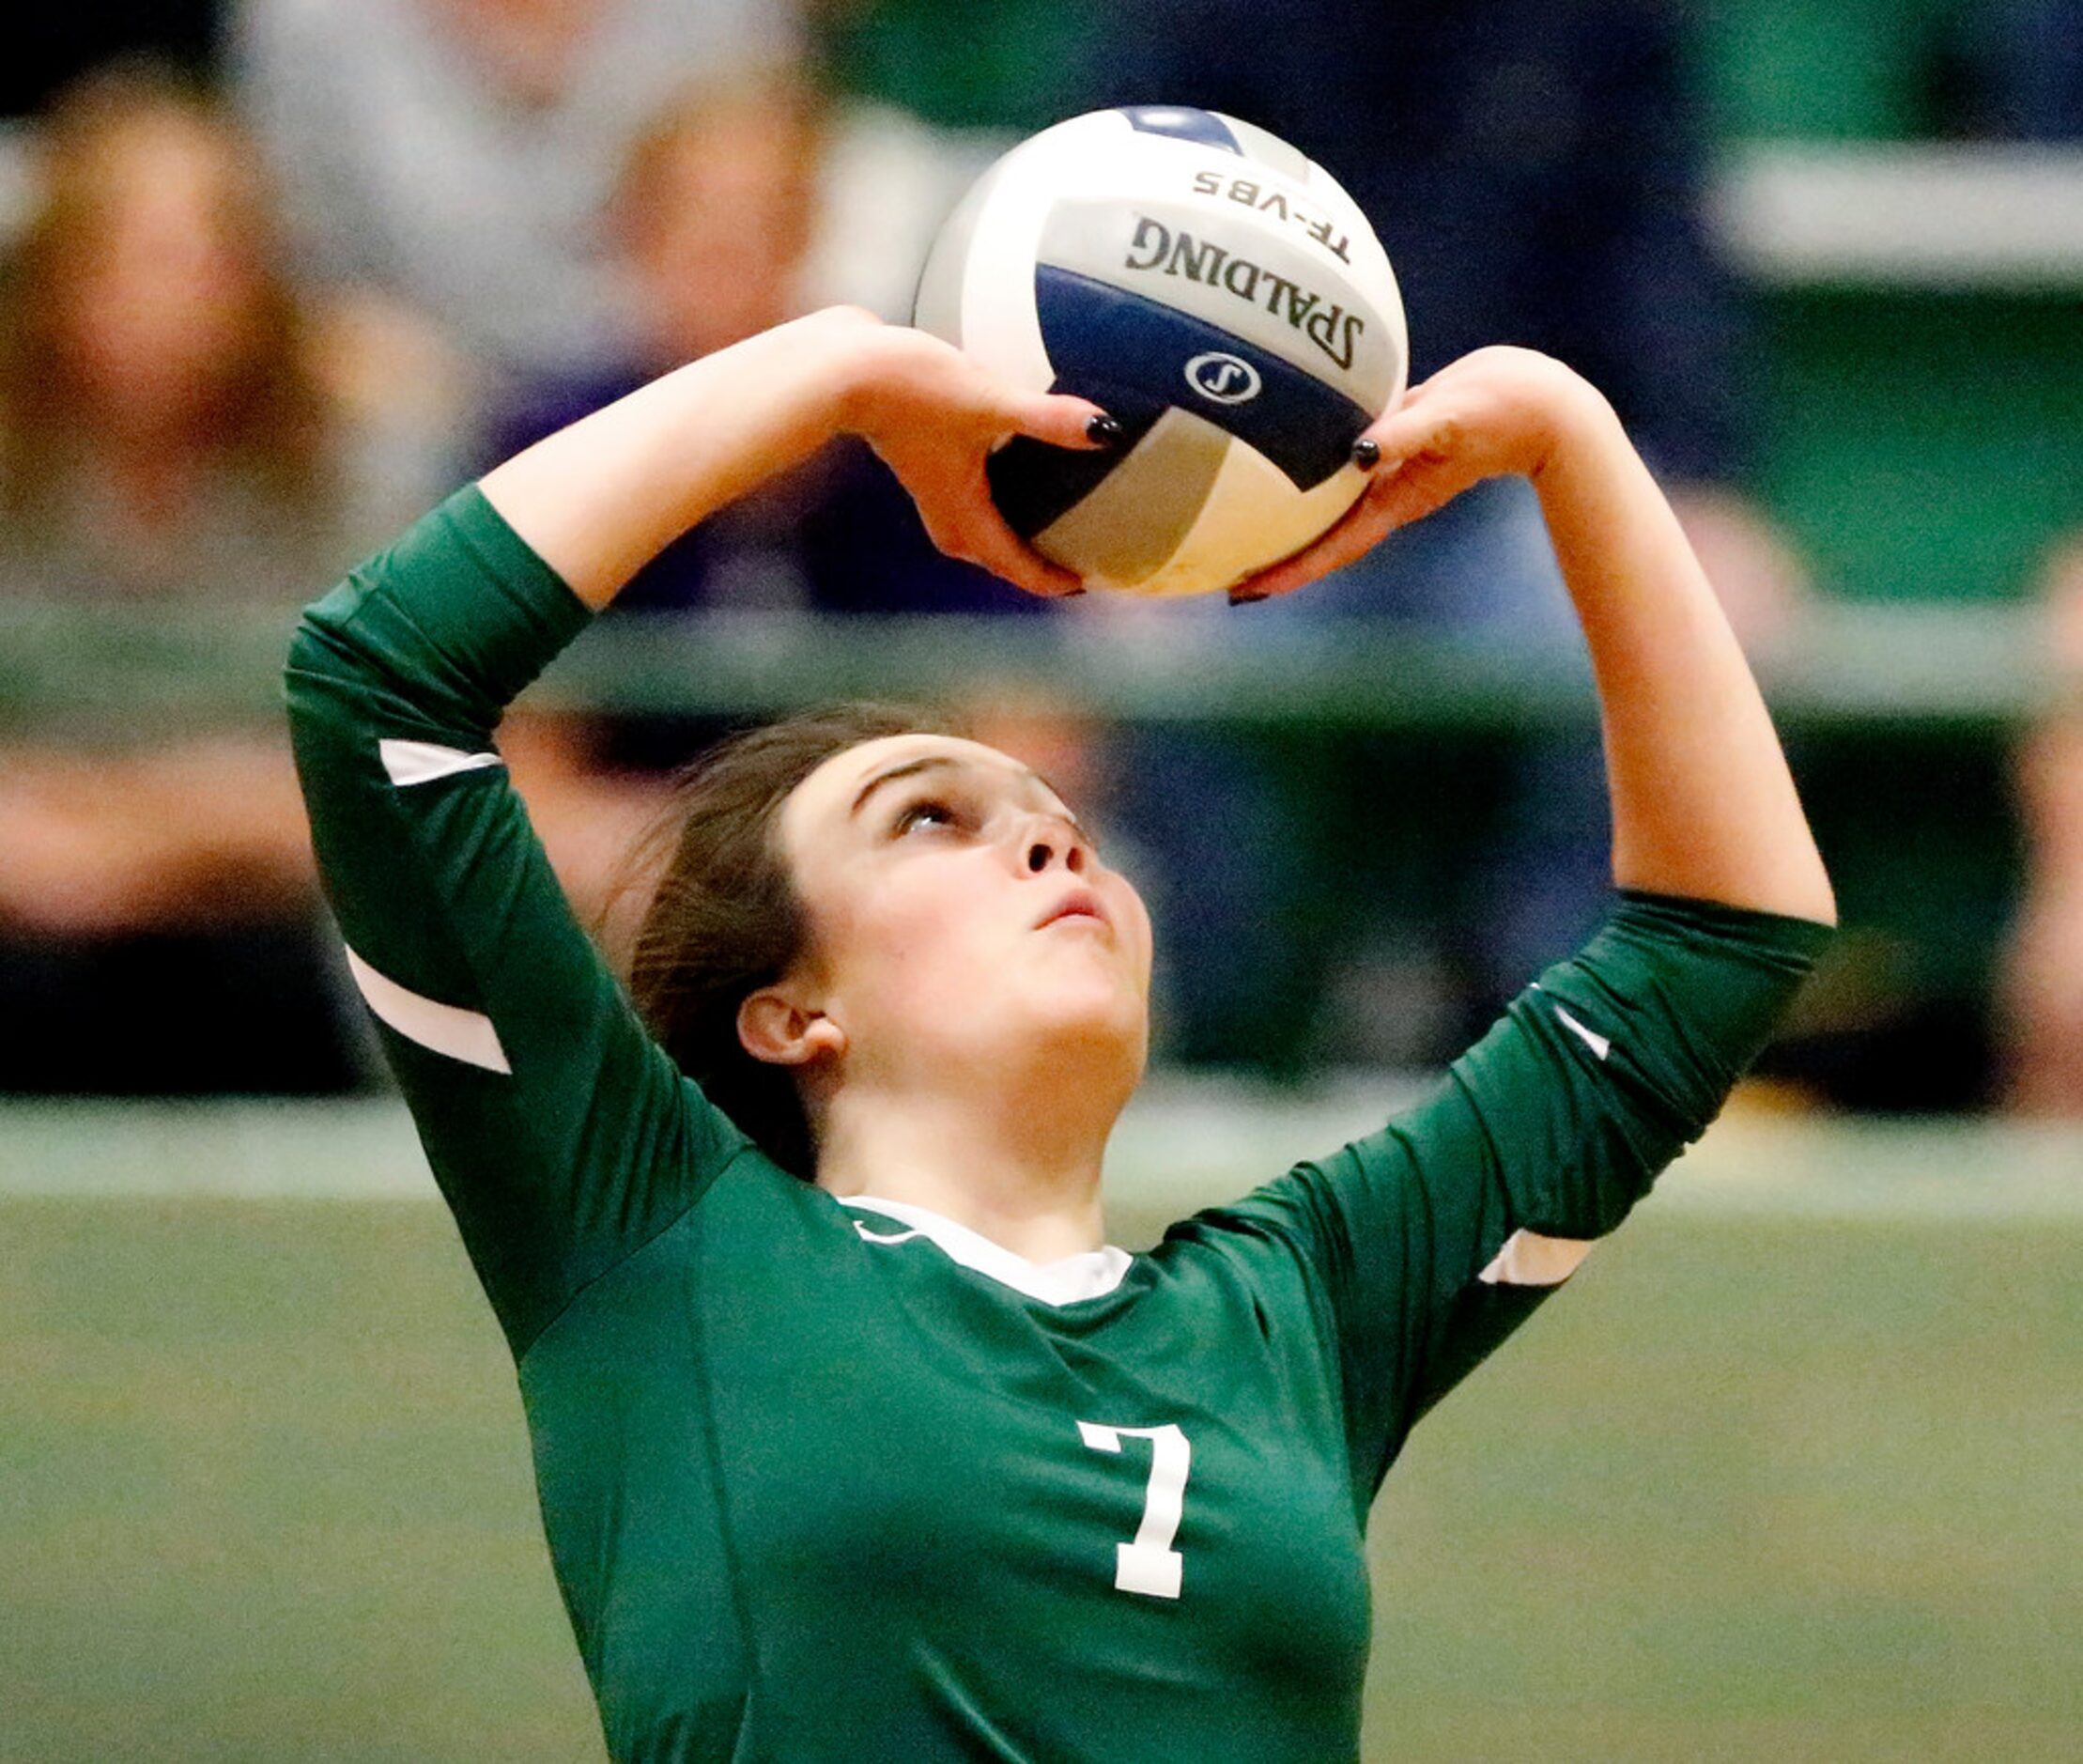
[{"left": 4, "top": 1173, "right": 2080, "bottom": 1760}]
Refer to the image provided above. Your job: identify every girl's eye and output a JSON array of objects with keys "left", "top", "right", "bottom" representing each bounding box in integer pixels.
[{"left": 893, "top": 797, "right": 964, "bottom": 835}]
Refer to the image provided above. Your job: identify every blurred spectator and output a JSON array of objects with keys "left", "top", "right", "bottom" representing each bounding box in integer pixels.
[
  {"left": 230, "top": 0, "right": 799, "bottom": 406},
  {"left": 0, "top": 68, "right": 458, "bottom": 1093},
  {"left": 490, "top": 69, "right": 1036, "bottom": 620},
  {"left": 0, "top": 69, "right": 448, "bottom": 603},
  {"left": 1998, "top": 540, "right": 2083, "bottom": 1114}
]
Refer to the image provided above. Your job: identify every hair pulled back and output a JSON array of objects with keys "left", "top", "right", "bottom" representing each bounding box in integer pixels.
[{"left": 625, "top": 703, "right": 962, "bottom": 1180}]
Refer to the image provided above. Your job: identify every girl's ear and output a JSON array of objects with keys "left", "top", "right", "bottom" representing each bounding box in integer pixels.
[{"left": 737, "top": 986, "right": 846, "bottom": 1068}]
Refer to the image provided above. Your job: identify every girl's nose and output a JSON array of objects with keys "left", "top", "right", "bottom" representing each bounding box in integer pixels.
[{"left": 1025, "top": 821, "right": 1086, "bottom": 874}]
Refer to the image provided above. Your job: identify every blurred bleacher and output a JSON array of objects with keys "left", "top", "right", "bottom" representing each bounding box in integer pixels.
[{"left": 6, "top": 4, "right": 2077, "bottom": 1112}]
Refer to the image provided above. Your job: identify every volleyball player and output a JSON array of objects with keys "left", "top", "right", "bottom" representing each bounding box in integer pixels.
[{"left": 285, "top": 308, "right": 1833, "bottom": 1760}]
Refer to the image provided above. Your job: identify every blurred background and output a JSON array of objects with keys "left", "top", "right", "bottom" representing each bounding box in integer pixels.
[{"left": 2, "top": 2, "right": 2079, "bottom": 1758}]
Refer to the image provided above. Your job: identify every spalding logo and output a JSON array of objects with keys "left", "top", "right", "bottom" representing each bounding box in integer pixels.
[{"left": 1184, "top": 351, "right": 1261, "bottom": 405}]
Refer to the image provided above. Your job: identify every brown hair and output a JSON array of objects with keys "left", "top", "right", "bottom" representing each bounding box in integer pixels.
[
  {"left": 624, "top": 702, "right": 963, "bottom": 1179},
  {"left": 0, "top": 63, "right": 330, "bottom": 523}
]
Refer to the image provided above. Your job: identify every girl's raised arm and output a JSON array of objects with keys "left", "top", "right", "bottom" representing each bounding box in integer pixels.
[
  {"left": 480, "top": 307, "right": 1103, "bottom": 608},
  {"left": 1241, "top": 345, "right": 1836, "bottom": 927},
  {"left": 1206, "top": 350, "right": 1834, "bottom": 1486}
]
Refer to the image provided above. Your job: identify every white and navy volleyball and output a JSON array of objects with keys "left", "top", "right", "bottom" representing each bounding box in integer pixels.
[{"left": 915, "top": 105, "right": 1407, "bottom": 596}]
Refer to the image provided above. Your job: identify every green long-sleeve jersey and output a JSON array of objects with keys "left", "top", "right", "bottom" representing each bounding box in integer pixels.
[{"left": 285, "top": 487, "right": 1830, "bottom": 1763}]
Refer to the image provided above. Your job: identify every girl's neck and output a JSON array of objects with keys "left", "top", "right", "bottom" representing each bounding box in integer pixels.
[{"left": 812, "top": 1067, "right": 1127, "bottom": 1262}]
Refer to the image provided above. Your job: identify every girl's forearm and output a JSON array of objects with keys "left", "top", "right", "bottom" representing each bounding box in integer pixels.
[
  {"left": 477, "top": 307, "right": 887, "bottom": 610},
  {"left": 1534, "top": 391, "right": 1836, "bottom": 923}
]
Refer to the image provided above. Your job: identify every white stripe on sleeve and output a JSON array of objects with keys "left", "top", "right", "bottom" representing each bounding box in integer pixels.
[
  {"left": 1478, "top": 1229, "right": 1595, "bottom": 1287},
  {"left": 378, "top": 740, "right": 503, "bottom": 787},
  {"left": 1553, "top": 1001, "right": 1612, "bottom": 1061},
  {"left": 1530, "top": 984, "right": 1613, "bottom": 1061},
  {"left": 345, "top": 946, "right": 511, "bottom": 1074}
]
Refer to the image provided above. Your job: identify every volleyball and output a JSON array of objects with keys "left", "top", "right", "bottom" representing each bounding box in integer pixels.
[{"left": 915, "top": 105, "right": 1407, "bottom": 597}]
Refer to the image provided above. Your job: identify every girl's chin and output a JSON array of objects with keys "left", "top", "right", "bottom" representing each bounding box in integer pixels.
[{"left": 1024, "top": 995, "right": 1150, "bottom": 1065}]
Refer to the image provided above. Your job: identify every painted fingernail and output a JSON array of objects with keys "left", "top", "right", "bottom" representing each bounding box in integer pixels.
[
  {"left": 1351, "top": 437, "right": 1381, "bottom": 470},
  {"left": 1088, "top": 412, "right": 1124, "bottom": 446}
]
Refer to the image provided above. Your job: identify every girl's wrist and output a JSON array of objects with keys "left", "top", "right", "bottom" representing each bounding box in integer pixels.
[
  {"left": 809, "top": 307, "right": 918, "bottom": 436},
  {"left": 1527, "top": 371, "right": 1624, "bottom": 486}
]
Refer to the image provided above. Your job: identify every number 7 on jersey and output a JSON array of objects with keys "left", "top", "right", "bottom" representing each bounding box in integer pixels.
[{"left": 1077, "top": 1420, "right": 1193, "bottom": 1600}]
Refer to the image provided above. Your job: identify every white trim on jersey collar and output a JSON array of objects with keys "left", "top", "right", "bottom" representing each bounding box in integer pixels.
[{"left": 840, "top": 1197, "right": 1133, "bottom": 1307}]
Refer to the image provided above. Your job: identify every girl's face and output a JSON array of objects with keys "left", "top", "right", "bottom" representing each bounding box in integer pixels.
[{"left": 770, "top": 733, "right": 1153, "bottom": 1091}]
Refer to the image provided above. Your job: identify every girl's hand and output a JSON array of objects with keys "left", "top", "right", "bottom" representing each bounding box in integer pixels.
[
  {"left": 1231, "top": 346, "right": 1612, "bottom": 602},
  {"left": 837, "top": 320, "right": 1110, "bottom": 597}
]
